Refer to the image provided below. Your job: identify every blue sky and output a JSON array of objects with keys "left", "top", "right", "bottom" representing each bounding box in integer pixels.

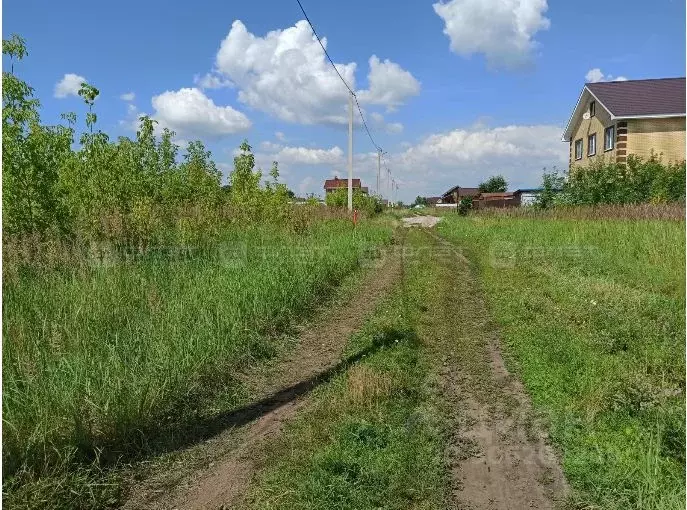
[{"left": 4, "top": 0, "right": 685, "bottom": 202}]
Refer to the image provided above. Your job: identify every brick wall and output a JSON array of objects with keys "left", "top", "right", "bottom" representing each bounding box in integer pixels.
[
  {"left": 569, "top": 96, "right": 617, "bottom": 168},
  {"left": 626, "top": 117, "right": 686, "bottom": 163}
]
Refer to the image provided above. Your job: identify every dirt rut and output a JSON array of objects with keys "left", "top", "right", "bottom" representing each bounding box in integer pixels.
[
  {"left": 124, "top": 249, "right": 402, "bottom": 510},
  {"left": 425, "top": 230, "right": 568, "bottom": 509}
]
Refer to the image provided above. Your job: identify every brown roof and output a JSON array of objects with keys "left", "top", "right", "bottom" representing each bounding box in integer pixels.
[
  {"left": 443, "top": 185, "right": 480, "bottom": 198},
  {"left": 587, "top": 77, "right": 686, "bottom": 117},
  {"left": 324, "top": 177, "right": 362, "bottom": 189}
]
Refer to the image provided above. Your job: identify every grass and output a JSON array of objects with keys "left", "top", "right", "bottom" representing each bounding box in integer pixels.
[
  {"left": 438, "top": 211, "right": 685, "bottom": 509},
  {"left": 2, "top": 218, "right": 392, "bottom": 508},
  {"left": 244, "top": 228, "right": 446, "bottom": 510}
]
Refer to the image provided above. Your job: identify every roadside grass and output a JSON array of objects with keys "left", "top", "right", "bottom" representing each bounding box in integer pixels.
[
  {"left": 244, "top": 229, "right": 445, "bottom": 510},
  {"left": 2, "top": 219, "right": 391, "bottom": 509},
  {"left": 438, "top": 213, "right": 685, "bottom": 509}
]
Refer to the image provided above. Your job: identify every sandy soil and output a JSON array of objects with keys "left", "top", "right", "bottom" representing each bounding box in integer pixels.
[{"left": 401, "top": 215, "right": 443, "bottom": 228}]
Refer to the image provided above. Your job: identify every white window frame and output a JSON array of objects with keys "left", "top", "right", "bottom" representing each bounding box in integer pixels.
[
  {"left": 574, "top": 139, "right": 583, "bottom": 160},
  {"left": 587, "top": 133, "right": 596, "bottom": 156},
  {"left": 604, "top": 126, "right": 615, "bottom": 151}
]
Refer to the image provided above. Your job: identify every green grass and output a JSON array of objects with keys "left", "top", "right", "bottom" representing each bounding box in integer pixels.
[
  {"left": 244, "top": 229, "right": 445, "bottom": 510},
  {"left": 2, "top": 219, "right": 391, "bottom": 508},
  {"left": 438, "top": 214, "right": 685, "bottom": 509}
]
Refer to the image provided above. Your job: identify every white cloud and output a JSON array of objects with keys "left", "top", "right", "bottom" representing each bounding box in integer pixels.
[
  {"left": 585, "top": 68, "right": 604, "bottom": 83},
  {"left": 275, "top": 131, "right": 286, "bottom": 142},
  {"left": 212, "top": 20, "right": 418, "bottom": 125},
  {"left": 194, "top": 72, "right": 233, "bottom": 89},
  {"left": 370, "top": 111, "right": 404, "bottom": 134},
  {"left": 215, "top": 20, "right": 356, "bottom": 125},
  {"left": 54, "top": 73, "right": 87, "bottom": 98},
  {"left": 433, "top": 0, "right": 550, "bottom": 69},
  {"left": 150, "top": 87, "right": 251, "bottom": 137},
  {"left": 385, "top": 122, "right": 404, "bottom": 134},
  {"left": 273, "top": 145, "right": 344, "bottom": 165},
  {"left": 357, "top": 55, "right": 420, "bottom": 110},
  {"left": 585, "top": 68, "right": 628, "bottom": 83},
  {"left": 120, "top": 92, "right": 136, "bottom": 101},
  {"left": 385, "top": 123, "right": 567, "bottom": 198}
]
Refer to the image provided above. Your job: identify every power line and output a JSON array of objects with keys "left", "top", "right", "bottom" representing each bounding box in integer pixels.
[
  {"left": 295, "top": 0, "right": 382, "bottom": 152},
  {"left": 353, "top": 95, "right": 381, "bottom": 152},
  {"left": 295, "top": 0, "right": 355, "bottom": 96}
]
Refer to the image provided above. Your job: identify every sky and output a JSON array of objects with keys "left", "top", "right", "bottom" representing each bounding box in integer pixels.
[{"left": 3, "top": 0, "right": 685, "bottom": 202}]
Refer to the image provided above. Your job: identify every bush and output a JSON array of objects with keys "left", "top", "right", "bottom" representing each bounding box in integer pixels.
[
  {"left": 457, "top": 196, "right": 473, "bottom": 216},
  {"left": 533, "top": 171, "right": 565, "bottom": 209},
  {"left": 325, "top": 188, "right": 383, "bottom": 216},
  {"left": 562, "top": 154, "right": 685, "bottom": 206}
]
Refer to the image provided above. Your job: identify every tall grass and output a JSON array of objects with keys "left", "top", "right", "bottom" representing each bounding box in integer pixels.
[
  {"left": 439, "top": 214, "right": 685, "bottom": 509},
  {"left": 2, "top": 219, "right": 391, "bottom": 497}
]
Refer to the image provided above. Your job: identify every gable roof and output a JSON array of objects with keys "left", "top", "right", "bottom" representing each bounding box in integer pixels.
[
  {"left": 563, "top": 77, "right": 686, "bottom": 141},
  {"left": 442, "top": 185, "right": 480, "bottom": 197},
  {"left": 587, "top": 78, "right": 685, "bottom": 117},
  {"left": 324, "top": 177, "right": 361, "bottom": 189}
]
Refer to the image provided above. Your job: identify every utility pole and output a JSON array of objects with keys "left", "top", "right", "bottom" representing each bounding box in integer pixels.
[
  {"left": 376, "top": 149, "right": 381, "bottom": 196},
  {"left": 387, "top": 168, "right": 391, "bottom": 207},
  {"left": 347, "top": 92, "right": 354, "bottom": 211}
]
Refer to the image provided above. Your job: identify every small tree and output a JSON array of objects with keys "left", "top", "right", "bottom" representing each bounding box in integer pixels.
[
  {"left": 534, "top": 170, "right": 565, "bottom": 209},
  {"left": 413, "top": 196, "right": 428, "bottom": 207},
  {"left": 457, "top": 196, "right": 473, "bottom": 216},
  {"left": 478, "top": 175, "right": 507, "bottom": 193}
]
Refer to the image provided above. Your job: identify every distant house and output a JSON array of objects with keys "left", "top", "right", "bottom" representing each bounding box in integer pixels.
[
  {"left": 426, "top": 196, "right": 444, "bottom": 206},
  {"left": 563, "top": 77, "right": 686, "bottom": 167},
  {"left": 323, "top": 176, "right": 367, "bottom": 194},
  {"left": 441, "top": 185, "right": 480, "bottom": 204},
  {"left": 514, "top": 188, "right": 544, "bottom": 206}
]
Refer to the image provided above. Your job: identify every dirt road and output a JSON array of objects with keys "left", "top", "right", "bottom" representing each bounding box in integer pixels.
[
  {"left": 124, "top": 220, "right": 568, "bottom": 509},
  {"left": 423, "top": 230, "right": 568, "bottom": 509}
]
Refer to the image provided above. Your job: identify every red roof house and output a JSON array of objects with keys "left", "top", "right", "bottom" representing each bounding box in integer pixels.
[{"left": 323, "top": 176, "right": 365, "bottom": 194}]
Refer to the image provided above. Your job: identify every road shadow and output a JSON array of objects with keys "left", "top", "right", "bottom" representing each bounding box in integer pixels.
[
  {"left": 184, "top": 325, "right": 414, "bottom": 441},
  {"left": 90, "top": 326, "right": 416, "bottom": 468}
]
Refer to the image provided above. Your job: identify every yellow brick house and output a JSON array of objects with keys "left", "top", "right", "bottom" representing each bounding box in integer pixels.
[{"left": 563, "top": 77, "right": 686, "bottom": 166}]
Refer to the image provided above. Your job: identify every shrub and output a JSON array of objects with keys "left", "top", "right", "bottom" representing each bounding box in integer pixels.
[
  {"left": 325, "top": 188, "right": 383, "bottom": 216},
  {"left": 563, "top": 154, "right": 685, "bottom": 206},
  {"left": 533, "top": 171, "right": 565, "bottom": 209},
  {"left": 457, "top": 196, "right": 473, "bottom": 216}
]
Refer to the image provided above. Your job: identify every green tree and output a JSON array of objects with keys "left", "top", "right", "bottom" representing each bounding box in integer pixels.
[
  {"left": 478, "top": 175, "right": 507, "bottom": 193},
  {"left": 534, "top": 170, "right": 565, "bottom": 209},
  {"left": 457, "top": 196, "right": 473, "bottom": 216},
  {"left": 2, "top": 35, "right": 70, "bottom": 235}
]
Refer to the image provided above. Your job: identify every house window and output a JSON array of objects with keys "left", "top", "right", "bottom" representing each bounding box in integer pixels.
[
  {"left": 588, "top": 133, "right": 596, "bottom": 156},
  {"left": 590, "top": 100, "right": 596, "bottom": 117},
  {"left": 574, "top": 139, "right": 583, "bottom": 160},
  {"left": 604, "top": 126, "right": 615, "bottom": 151}
]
